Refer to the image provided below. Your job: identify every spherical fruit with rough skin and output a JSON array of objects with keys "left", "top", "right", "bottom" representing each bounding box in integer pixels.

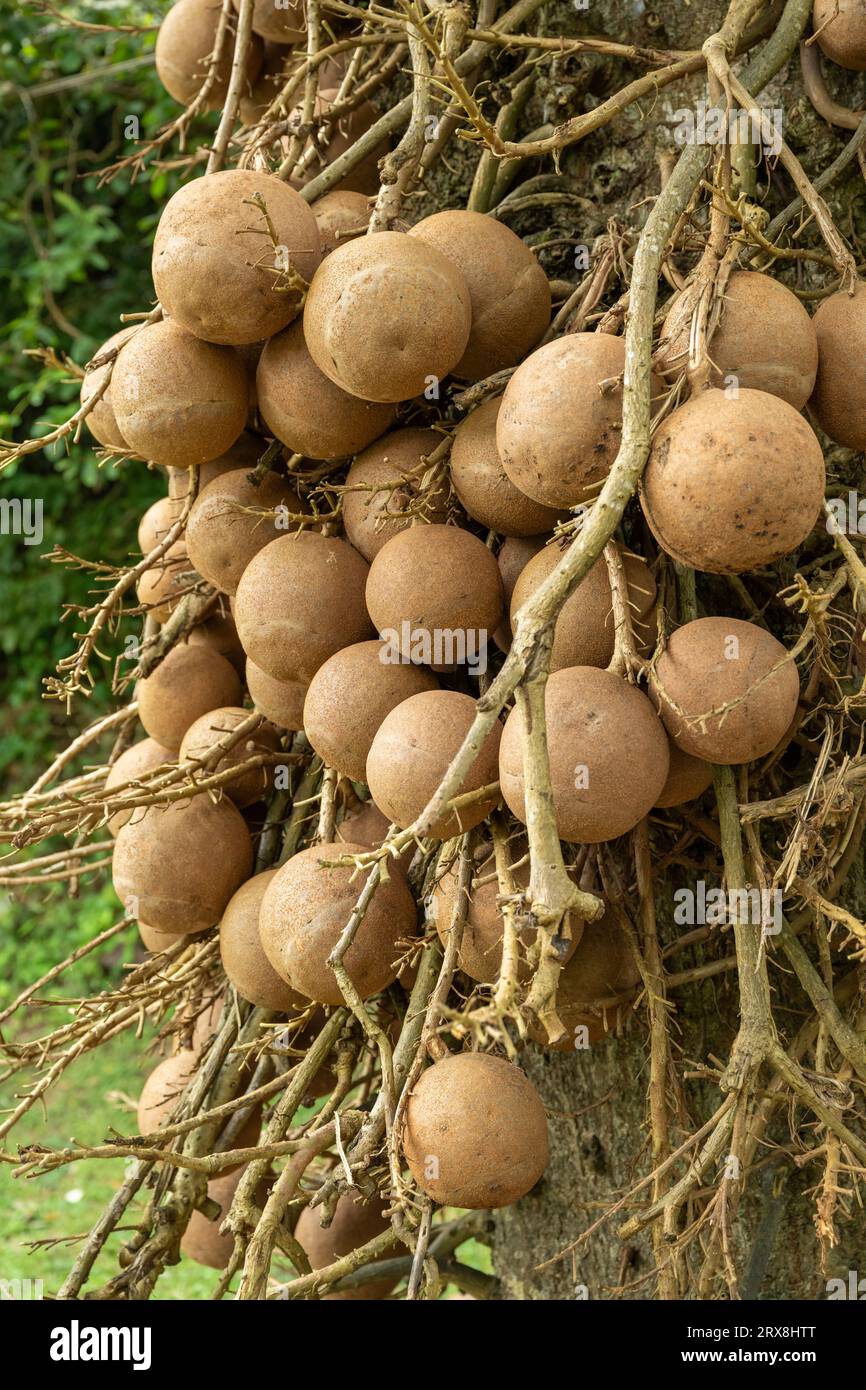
[
  {"left": 527, "top": 903, "right": 641, "bottom": 1048},
  {"left": 185, "top": 466, "right": 307, "bottom": 595},
  {"left": 219, "top": 870, "right": 307, "bottom": 1011},
  {"left": 138, "top": 921, "right": 182, "bottom": 952},
  {"left": 234, "top": 532, "right": 373, "bottom": 683},
  {"left": 312, "top": 189, "right": 370, "bottom": 255},
  {"left": 258, "top": 842, "right": 416, "bottom": 1004},
  {"left": 112, "top": 321, "right": 248, "bottom": 469},
  {"left": 402, "top": 1052, "right": 549, "bottom": 1209},
  {"left": 511, "top": 544, "right": 656, "bottom": 671},
  {"left": 288, "top": 88, "right": 386, "bottom": 197},
  {"left": 136, "top": 540, "right": 189, "bottom": 623},
  {"left": 186, "top": 606, "right": 246, "bottom": 676},
  {"left": 499, "top": 667, "right": 669, "bottom": 844},
  {"left": 303, "top": 231, "right": 472, "bottom": 403},
  {"left": 155, "top": 0, "right": 264, "bottom": 108},
  {"left": 136, "top": 644, "right": 242, "bottom": 752},
  {"left": 366, "top": 690, "right": 502, "bottom": 840},
  {"left": 342, "top": 428, "right": 450, "bottom": 561},
  {"left": 137, "top": 1050, "right": 197, "bottom": 1132},
  {"left": 153, "top": 170, "right": 321, "bottom": 346},
  {"left": 450, "top": 397, "right": 564, "bottom": 536},
  {"left": 365, "top": 524, "right": 503, "bottom": 663},
  {"left": 232, "top": 0, "right": 303, "bottom": 43},
  {"left": 80, "top": 327, "right": 136, "bottom": 450},
  {"left": 113, "top": 796, "right": 253, "bottom": 934},
  {"left": 168, "top": 432, "right": 263, "bottom": 499},
  {"left": 431, "top": 844, "right": 582, "bottom": 984},
  {"left": 138, "top": 495, "right": 183, "bottom": 554},
  {"left": 303, "top": 640, "right": 438, "bottom": 783},
  {"left": 493, "top": 534, "right": 547, "bottom": 651},
  {"left": 660, "top": 271, "right": 818, "bottom": 408},
  {"left": 650, "top": 616, "right": 800, "bottom": 765},
  {"left": 640, "top": 388, "right": 825, "bottom": 574},
  {"left": 654, "top": 742, "right": 714, "bottom": 809},
  {"left": 181, "top": 1169, "right": 245, "bottom": 1270},
  {"left": 256, "top": 321, "right": 395, "bottom": 461},
  {"left": 810, "top": 280, "right": 866, "bottom": 448},
  {"left": 245, "top": 658, "right": 306, "bottom": 730},
  {"left": 179, "top": 706, "right": 281, "bottom": 807},
  {"left": 813, "top": 0, "right": 866, "bottom": 69},
  {"left": 409, "top": 209, "right": 551, "bottom": 380},
  {"left": 294, "top": 1194, "right": 395, "bottom": 1300},
  {"left": 104, "top": 738, "right": 173, "bottom": 836},
  {"left": 497, "top": 333, "right": 629, "bottom": 508}
]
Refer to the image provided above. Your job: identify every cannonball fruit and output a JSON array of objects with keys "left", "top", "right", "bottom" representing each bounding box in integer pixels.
[
  {"left": 813, "top": 0, "right": 866, "bottom": 70},
  {"left": 186, "top": 607, "right": 246, "bottom": 676},
  {"left": 810, "top": 280, "right": 866, "bottom": 449},
  {"left": 138, "top": 921, "right": 181, "bottom": 952},
  {"left": 450, "top": 398, "right": 563, "bottom": 536},
  {"left": 497, "top": 333, "right": 629, "bottom": 508},
  {"left": 232, "top": 0, "right": 304, "bottom": 44},
  {"left": 112, "top": 320, "right": 248, "bottom": 469},
  {"left": 313, "top": 190, "right": 370, "bottom": 256},
  {"left": 104, "top": 738, "right": 172, "bottom": 836},
  {"left": 80, "top": 327, "right": 136, "bottom": 450},
  {"left": 136, "top": 541, "right": 189, "bottom": 622},
  {"left": 499, "top": 667, "right": 670, "bottom": 843},
  {"left": 402, "top": 1052, "right": 549, "bottom": 1209},
  {"left": 155, "top": 0, "right": 264, "bottom": 109},
  {"left": 258, "top": 842, "right": 416, "bottom": 1004},
  {"left": 640, "top": 388, "right": 825, "bottom": 574},
  {"left": 303, "top": 231, "right": 472, "bottom": 403},
  {"left": 365, "top": 525, "right": 503, "bottom": 663},
  {"left": 168, "top": 432, "right": 263, "bottom": 499},
  {"left": 138, "top": 1050, "right": 197, "bottom": 1132},
  {"left": 651, "top": 616, "right": 800, "bottom": 764},
  {"left": 256, "top": 320, "right": 395, "bottom": 461},
  {"left": 234, "top": 532, "right": 373, "bottom": 683},
  {"left": 294, "top": 1194, "right": 395, "bottom": 1300},
  {"left": 245, "top": 658, "right": 307, "bottom": 730},
  {"left": 152, "top": 170, "right": 322, "bottom": 346},
  {"left": 342, "top": 428, "right": 450, "bottom": 561},
  {"left": 219, "top": 869, "right": 307, "bottom": 1011},
  {"left": 181, "top": 1169, "right": 244, "bottom": 1270},
  {"left": 494, "top": 534, "right": 547, "bottom": 650},
  {"left": 178, "top": 706, "right": 281, "bottom": 807},
  {"left": 408, "top": 209, "right": 551, "bottom": 380},
  {"left": 186, "top": 466, "right": 307, "bottom": 595},
  {"left": 113, "top": 795, "right": 253, "bottom": 933},
  {"left": 528, "top": 904, "right": 641, "bottom": 1048},
  {"left": 511, "top": 544, "right": 656, "bottom": 670},
  {"left": 138, "top": 495, "right": 183, "bottom": 554},
  {"left": 303, "top": 640, "right": 438, "bottom": 783},
  {"left": 366, "top": 690, "right": 502, "bottom": 840},
  {"left": 136, "top": 643, "right": 243, "bottom": 752},
  {"left": 654, "top": 742, "right": 714, "bottom": 809}
]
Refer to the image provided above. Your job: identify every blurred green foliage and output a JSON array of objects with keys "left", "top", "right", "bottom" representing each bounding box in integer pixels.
[{"left": 0, "top": 2, "right": 219, "bottom": 995}]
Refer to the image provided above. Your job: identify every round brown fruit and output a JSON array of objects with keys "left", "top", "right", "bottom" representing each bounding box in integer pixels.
[
  {"left": 365, "top": 525, "right": 503, "bottom": 663},
  {"left": 499, "top": 666, "right": 669, "bottom": 843},
  {"left": 185, "top": 466, "right": 308, "bottom": 595},
  {"left": 431, "top": 842, "right": 582, "bottom": 985},
  {"left": 136, "top": 643, "right": 242, "bottom": 752},
  {"left": 138, "top": 495, "right": 183, "bottom": 553},
  {"left": 409, "top": 209, "right": 551, "bottom": 380},
  {"left": 289, "top": 87, "right": 385, "bottom": 197},
  {"left": 493, "top": 534, "right": 547, "bottom": 651},
  {"left": 137, "top": 1050, "right": 197, "bottom": 1132},
  {"left": 232, "top": 0, "right": 303, "bottom": 43},
  {"left": 181, "top": 1168, "right": 244, "bottom": 1270},
  {"left": 810, "top": 280, "right": 866, "bottom": 449},
  {"left": 528, "top": 903, "right": 641, "bottom": 1048},
  {"left": 234, "top": 531, "right": 373, "bottom": 683},
  {"left": 219, "top": 869, "right": 307, "bottom": 1011},
  {"left": 312, "top": 190, "right": 370, "bottom": 256},
  {"left": 660, "top": 271, "right": 818, "bottom": 408},
  {"left": 155, "top": 0, "right": 263, "bottom": 107},
  {"left": 813, "top": 0, "right": 866, "bottom": 70},
  {"left": 179, "top": 706, "right": 281, "bottom": 807},
  {"left": 640, "top": 387, "right": 824, "bottom": 574},
  {"left": 245, "top": 658, "right": 307, "bottom": 730},
  {"left": 239, "top": 41, "right": 299, "bottom": 124},
  {"left": 153, "top": 170, "right": 321, "bottom": 346},
  {"left": 366, "top": 689, "right": 502, "bottom": 840},
  {"left": 104, "top": 738, "right": 173, "bottom": 836},
  {"left": 256, "top": 320, "right": 395, "bottom": 461},
  {"left": 259, "top": 842, "right": 416, "bottom": 1004},
  {"left": 450, "top": 397, "right": 563, "bottom": 537},
  {"left": 168, "top": 432, "right": 264, "bottom": 499},
  {"left": 654, "top": 742, "right": 714, "bottom": 809},
  {"left": 112, "top": 320, "right": 248, "bottom": 469},
  {"left": 138, "top": 921, "right": 182, "bottom": 953},
  {"left": 650, "top": 616, "right": 799, "bottom": 764},
  {"left": 113, "top": 795, "right": 253, "bottom": 934},
  {"left": 511, "top": 543, "right": 656, "bottom": 670},
  {"left": 497, "top": 333, "right": 630, "bottom": 508},
  {"left": 342, "top": 428, "right": 450, "bottom": 561},
  {"left": 136, "top": 540, "right": 189, "bottom": 623},
  {"left": 303, "top": 231, "right": 472, "bottom": 403},
  {"left": 294, "top": 1193, "right": 395, "bottom": 1300},
  {"left": 402, "top": 1052, "right": 549, "bottom": 1209},
  {"left": 80, "top": 327, "right": 136, "bottom": 450},
  {"left": 303, "top": 640, "right": 438, "bottom": 783},
  {"left": 185, "top": 606, "right": 246, "bottom": 676}
]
